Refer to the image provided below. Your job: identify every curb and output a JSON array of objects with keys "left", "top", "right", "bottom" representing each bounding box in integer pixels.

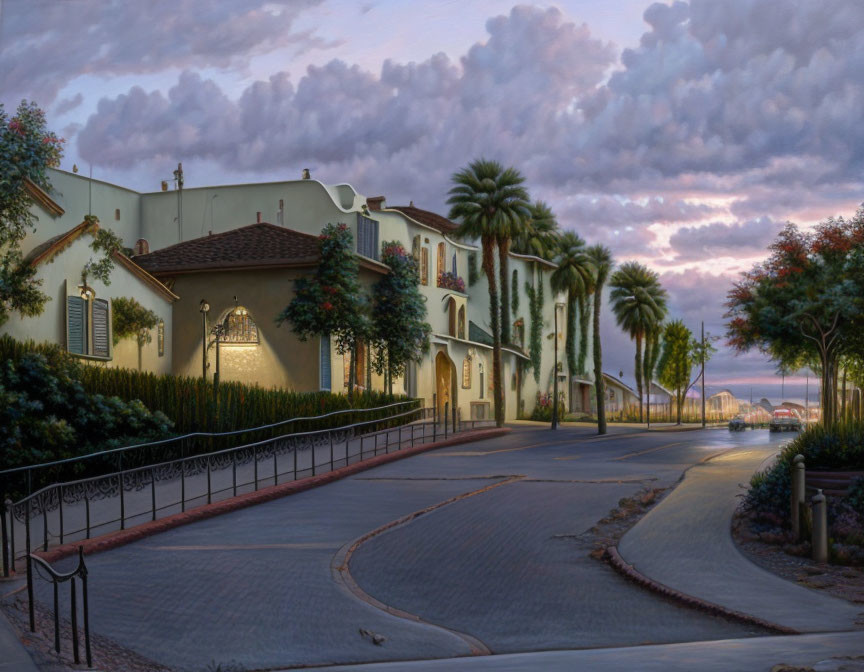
[
  {"left": 605, "top": 546, "right": 799, "bottom": 635},
  {"left": 35, "top": 428, "right": 511, "bottom": 564}
]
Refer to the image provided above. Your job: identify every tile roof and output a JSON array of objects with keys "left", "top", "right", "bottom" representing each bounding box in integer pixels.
[
  {"left": 133, "top": 223, "right": 321, "bottom": 275},
  {"left": 389, "top": 205, "right": 460, "bottom": 234}
]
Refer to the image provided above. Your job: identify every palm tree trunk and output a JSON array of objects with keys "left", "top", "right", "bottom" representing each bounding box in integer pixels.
[
  {"left": 578, "top": 293, "right": 590, "bottom": 375},
  {"left": 498, "top": 238, "right": 511, "bottom": 345},
  {"left": 566, "top": 293, "right": 577, "bottom": 379},
  {"left": 484, "top": 236, "right": 505, "bottom": 426},
  {"left": 593, "top": 285, "right": 607, "bottom": 435},
  {"left": 635, "top": 333, "right": 643, "bottom": 423}
]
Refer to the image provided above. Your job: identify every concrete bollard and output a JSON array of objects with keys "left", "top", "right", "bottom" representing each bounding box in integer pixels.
[
  {"left": 812, "top": 489, "right": 828, "bottom": 564},
  {"left": 791, "top": 455, "right": 805, "bottom": 541}
]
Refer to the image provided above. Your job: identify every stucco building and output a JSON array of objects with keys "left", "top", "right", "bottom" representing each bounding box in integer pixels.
[{"left": 4, "top": 167, "right": 598, "bottom": 422}]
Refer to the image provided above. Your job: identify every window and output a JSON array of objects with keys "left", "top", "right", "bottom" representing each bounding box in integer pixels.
[
  {"left": 222, "top": 306, "right": 259, "bottom": 344},
  {"left": 420, "top": 247, "right": 429, "bottom": 285},
  {"left": 320, "top": 334, "right": 331, "bottom": 391},
  {"left": 462, "top": 356, "right": 472, "bottom": 389},
  {"left": 478, "top": 363, "right": 484, "bottom": 399},
  {"left": 448, "top": 298, "right": 457, "bottom": 337},
  {"left": 66, "top": 291, "right": 112, "bottom": 359},
  {"left": 452, "top": 253, "right": 457, "bottom": 276},
  {"left": 357, "top": 214, "right": 379, "bottom": 260},
  {"left": 457, "top": 306, "right": 466, "bottom": 339},
  {"left": 114, "top": 208, "right": 121, "bottom": 221},
  {"left": 437, "top": 243, "right": 446, "bottom": 280},
  {"left": 412, "top": 235, "right": 421, "bottom": 261},
  {"left": 158, "top": 320, "right": 165, "bottom": 357}
]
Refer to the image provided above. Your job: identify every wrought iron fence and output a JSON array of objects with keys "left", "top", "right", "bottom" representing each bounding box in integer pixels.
[
  {"left": 3, "top": 404, "right": 488, "bottom": 574},
  {"left": 27, "top": 546, "right": 92, "bottom": 668},
  {"left": 0, "top": 400, "right": 422, "bottom": 504}
]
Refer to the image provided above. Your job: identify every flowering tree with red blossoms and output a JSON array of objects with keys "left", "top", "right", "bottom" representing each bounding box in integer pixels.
[
  {"left": 725, "top": 215, "right": 864, "bottom": 425},
  {"left": 0, "top": 101, "right": 64, "bottom": 326},
  {"left": 277, "top": 222, "right": 370, "bottom": 392}
]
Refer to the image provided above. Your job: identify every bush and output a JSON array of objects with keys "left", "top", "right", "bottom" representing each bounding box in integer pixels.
[
  {"left": 0, "top": 336, "right": 409, "bottom": 436},
  {"left": 0, "top": 352, "right": 173, "bottom": 471},
  {"left": 775, "top": 421, "right": 864, "bottom": 471},
  {"left": 530, "top": 391, "right": 565, "bottom": 422}
]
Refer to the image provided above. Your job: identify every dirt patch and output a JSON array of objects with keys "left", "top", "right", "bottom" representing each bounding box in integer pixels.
[{"left": 733, "top": 513, "right": 864, "bottom": 607}]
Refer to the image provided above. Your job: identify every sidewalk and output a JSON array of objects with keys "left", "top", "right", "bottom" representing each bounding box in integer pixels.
[
  {"left": 0, "top": 586, "right": 39, "bottom": 672},
  {"left": 617, "top": 446, "right": 864, "bottom": 632},
  {"left": 298, "top": 631, "right": 864, "bottom": 671}
]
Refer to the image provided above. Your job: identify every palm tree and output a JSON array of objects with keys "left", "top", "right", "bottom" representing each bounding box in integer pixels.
[
  {"left": 513, "top": 201, "right": 560, "bottom": 261},
  {"left": 585, "top": 245, "right": 613, "bottom": 434},
  {"left": 609, "top": 261, "right": 668, "bottom": 423},
  {"left": 448, "top": 159, "right": 530, "bottom": 426},
  {"left": 551, "top": 232, "right": 592, "bottom": 388}
]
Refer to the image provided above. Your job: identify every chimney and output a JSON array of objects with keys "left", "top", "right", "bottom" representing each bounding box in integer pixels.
[
  {"left": 409, "top": 200, "right": 414, "bottom": 207},
  {"left": 367, "top": 195, "right": 386, "bottom": 211},
  {"left": 161, "top": 180, "right": 168, "bottom": 191},
  {"left": 256, "top": 211, "right": 262, "bottom": 223},
  {"left": 302, "top": 168, "right": 311, "bottom": 180}
]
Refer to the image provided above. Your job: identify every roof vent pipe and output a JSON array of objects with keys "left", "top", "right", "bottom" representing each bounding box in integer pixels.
[
  {"left": 256, "top": 211, "right": 262, "bottom": 223},
  {"left": 302, "top": 168, "right": 311, "bottom": 179}
]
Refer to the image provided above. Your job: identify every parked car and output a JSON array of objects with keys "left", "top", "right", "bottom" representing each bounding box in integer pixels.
[
  {"left": 729, "top": 415, "right": 747, "bottom": 431},
  {"left": 769, "top": 408, "right": 802, "bottom": 432}
]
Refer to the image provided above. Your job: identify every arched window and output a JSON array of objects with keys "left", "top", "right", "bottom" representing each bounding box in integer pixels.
[
  {"left": 478, "top": 362, "right": 485, "bottom": 399},
  {"left": 448, "top": 298, "right": 457, "bottom": 337},
  {"left": 437, "top": 242, "right": 446, "bottom": 281},
  {"left": 420, "top": 247, "right": 429, "bottom": 285},
  {"left": 457, "top": 305, "right": 466, "bottom": 339},
  {"left": 222, "top": 306, "right": 259, "bottom": 344}
]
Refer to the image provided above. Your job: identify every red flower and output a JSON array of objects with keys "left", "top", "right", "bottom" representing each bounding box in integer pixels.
[{"left": 321, "top": 301, "right": 334, "bottom": 311}]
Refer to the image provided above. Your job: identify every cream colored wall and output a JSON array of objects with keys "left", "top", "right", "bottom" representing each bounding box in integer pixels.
[
  {"left": 139, "top": 179, "right": 359, "bottom": 251},
  {"left": 22, "top": 169, "right": 143, "bottom": 258},
  {"left": 168, "top": 266, "right": 386, "bottom": 393},
  {"left": 0, "top": 234, "right": 173, "bottom": 374}
]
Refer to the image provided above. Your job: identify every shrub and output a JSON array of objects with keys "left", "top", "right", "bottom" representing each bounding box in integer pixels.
[{"left": 530, "top": 391, "right": 565, "bottom": 422}]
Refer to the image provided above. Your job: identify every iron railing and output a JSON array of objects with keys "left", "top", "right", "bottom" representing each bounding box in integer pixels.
[
  {"left": 3, "top": 404, "right": 488, "bottom": 574},
  {"left": 27, "top": 546, "right": 92, "bottom": 668},
  {"left": 0, "top": 399, "right": 422, "bottom": 502}
]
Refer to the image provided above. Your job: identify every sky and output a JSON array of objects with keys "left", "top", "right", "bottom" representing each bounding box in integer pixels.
[{"left": 3, "top": 0, "right": 863, "bottom": 405}]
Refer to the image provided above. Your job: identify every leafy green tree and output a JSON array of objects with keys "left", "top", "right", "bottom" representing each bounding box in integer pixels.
[
  {"left": 448, "top": 159, "right": 530, "bottom": 426},
  {"left": 726, "top": 217, "right": 864, "bottom": 425},
  {"left": 585, "top": 245, "right": 614, "bottom": 434},
  {"left": 551, "top": 231, "right": 592, "bottom": 380},
  {"left": 277, "top": 222, "right": 370, "bottom": 393},
  {"left": 0, "top": 101, "right": 64, "bottom": 326},
  {"left": 610, "top": 261, "right": 668, "bottom": 422},
  {"left": 658, "top": 320, "right": 693, "bottom": 425},
  {"left": 112, "top": 296, "right": 160, "bottom": 370},
  {"left": 372, "top": 241, "right": 432, "bottom": 394}
]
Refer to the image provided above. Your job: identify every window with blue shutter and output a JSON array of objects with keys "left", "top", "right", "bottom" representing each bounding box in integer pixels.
[
  {"left": 320, "top": 334, "right": 331, "bottom": 391},
  {"left": 67, "top": 296, "right": 86, "bottom": 355},
  {"left": 92, "top": 299, "right": 110, "bottom": 358},
  {"left": 356, "top": 214, "right": 379, "bottom": 260}
]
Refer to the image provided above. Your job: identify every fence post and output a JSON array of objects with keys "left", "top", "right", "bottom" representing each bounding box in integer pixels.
[
  {"left": 452, "top": 405, "right": 457, "bottom": 435},
  {"left": 151, "top": 472, "right": 157, "bottom": 522},
  {"left": 232, "top": 452, "right": 238, "bottom": 497},
  {"left": 1, "top": 496, "right": 9, "bottom": 578},
  {"left": 181, "top": 458, "right": 186, "bottom": 513},
  {"left": 80, "top": 547, "right": 92, "bottom": 668},
  {"left": 207, "top": 456, "right": 212, "bottom": 505},
  {"left": 71, "top": 573, "right": 80, "bottom": 664},
  {"left": 812, "top": 489, "right": 828, "bottom": 563},
  {"left": 254, "top": 446, "right": 259, "bottom": 491},
  {"left": 791, "top": 454, "right": 805, "bottom": 542},
  {"left": 85, "top": 495, "right": 91, "bottom": 540},
  {"left": 26, "top": 499, "right": 34, "bottom": 632},
  {"left": 444, "top": 402, "right": 449, "bottom": 440}
]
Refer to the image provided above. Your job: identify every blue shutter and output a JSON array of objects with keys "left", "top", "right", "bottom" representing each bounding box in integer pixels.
[
  {"left": 356, "top": 214, "right": 380, "bottom": 260},
  {"left": 452, "top": 254, "right": 457, "bottom": 275},
  {"left": 320, "top": 334, "right": 331, "bottom": 391},
  {"left": 92, "top": 299, "right": 110, "bottom": 358},
  {"left": 66, "top": 296, "right": 86, "bottom": 355}
]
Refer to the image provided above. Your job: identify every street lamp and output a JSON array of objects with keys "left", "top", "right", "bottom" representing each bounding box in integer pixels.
[{"left": 199, "top": 299, "right": 210, "bottom": 380}]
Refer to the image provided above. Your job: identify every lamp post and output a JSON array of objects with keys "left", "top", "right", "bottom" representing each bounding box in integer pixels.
[
  {"left": 548, "top": 304, "right": 562, "bottom": 431},
  {"left": 199, "top": 300, "right": 209, "bottom": 380}
]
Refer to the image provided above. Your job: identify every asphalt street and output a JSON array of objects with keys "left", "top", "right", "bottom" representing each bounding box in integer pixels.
[{"left": 35, "top": 424, "right": 795, "bottom": 671}]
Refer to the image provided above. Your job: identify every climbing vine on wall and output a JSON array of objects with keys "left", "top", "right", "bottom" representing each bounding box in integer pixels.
[
  {"left": 467, "top": 252, "right": 479, "bottom": 286},
  {"left": 511, "top": 269, "right": 519, "bottom": 314},
  {"left": 525, "top": 275, "right": 544, "bottom": 383}
]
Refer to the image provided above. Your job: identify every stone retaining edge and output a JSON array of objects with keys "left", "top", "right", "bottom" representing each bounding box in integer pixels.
[
  {"left": 35, "top": 428, "right": 511, "bottom": 565},
  {"left": 605, "top": 546, "right": 799, "bottom": 635}
]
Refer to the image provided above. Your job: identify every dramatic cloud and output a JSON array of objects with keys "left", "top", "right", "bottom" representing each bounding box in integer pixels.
[
  {"left": 0, "top": 0, "right": 324, "bottom": 105},
  {"left": 665, "top": 217, "right": 782, "bottom": 263}
]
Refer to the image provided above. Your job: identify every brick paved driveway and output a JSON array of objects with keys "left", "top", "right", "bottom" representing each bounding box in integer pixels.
[{"left": 37, "top": 425, "right": 788, "bottom": 670}]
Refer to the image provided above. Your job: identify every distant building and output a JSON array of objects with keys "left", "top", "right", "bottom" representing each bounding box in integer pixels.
[
  {"left": 707, "top": 389, "right": 740, "bottom": 420},
  {"left": 602, "top": 373, "right": 639, "bottom": 418}
]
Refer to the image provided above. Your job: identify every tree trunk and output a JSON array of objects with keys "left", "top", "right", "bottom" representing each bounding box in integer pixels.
[
  {"left": 676, "top": 389, "right": 683, "bottom": 425},
  {"left": 841, "top": 368, "right": 847, "bottom": 421},
  {"left": 566, "top": 293, "right": 578, "bottom": 378},
  {"left": 635, "top": 333, "right": 643, "bottom": 423},
  {"left": 578, "top": 293, "right": 590, "bottom": 375},
  {"left": 366, "top": 344, "right": 372, "bottom": 393},
  {"left": 484, "top": 237, "right": 505, "bottom": 427},
  {"left": 348, "top": 346, "right": 356, "bottom": 397},
  {"left": 593, "top": 285, "right": 607, "bottom": 435},
  {"left": 498, "top": 238, "right": 511, "bottom": 345}
]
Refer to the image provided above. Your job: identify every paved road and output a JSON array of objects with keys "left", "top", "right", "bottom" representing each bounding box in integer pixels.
[{"left": 36, "top": 424, "right": 795, "bottom": 671}]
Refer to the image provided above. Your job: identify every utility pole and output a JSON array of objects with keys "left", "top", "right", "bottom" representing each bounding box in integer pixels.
[
  {"left": 805, "top": 373, "right": 809, "bottom": 426},
  {"left": 174, "top": 162, "right": 184, "bottom": 242},
  {"left": 551, "top": 307, "right": 559, "bottom": 431},
  {"left": 701, "top": 321, "right": 706, "bottom": 428}
]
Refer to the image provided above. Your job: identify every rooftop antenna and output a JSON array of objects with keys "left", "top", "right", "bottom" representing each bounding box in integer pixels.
[
  {"left": 174, "top": 162, "right": 184, "bottom": 242},
  {"left": 88, "top": 164, "right": 93, "bottom": 216}
]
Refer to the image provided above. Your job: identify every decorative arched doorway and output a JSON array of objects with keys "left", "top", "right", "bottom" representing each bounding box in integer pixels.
[{"left": 435, "top": 351, "right": 457, "bottom": 420}]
